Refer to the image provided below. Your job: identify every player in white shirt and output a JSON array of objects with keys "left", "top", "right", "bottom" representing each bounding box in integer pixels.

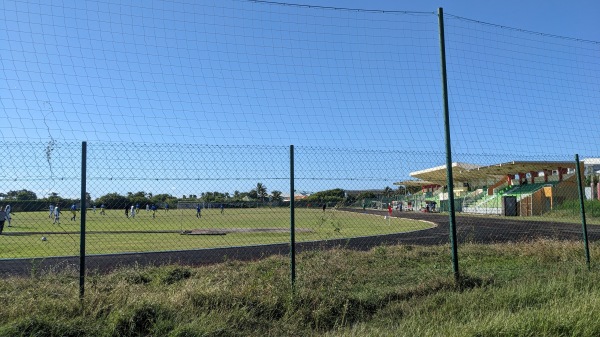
[
  {"left": 53, "top": 206, "right": 61, "bottom": 224},
  {"left": 5, "top": 205, "right": 11, "bottom": 227}
]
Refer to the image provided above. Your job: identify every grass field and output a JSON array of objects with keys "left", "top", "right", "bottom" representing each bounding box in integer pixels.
[
  {"left": 1, "top": 240, "right": 599, "bottom": 336},
  {"left": 0, "top": 208, "right": 432, "bottom": 258}
]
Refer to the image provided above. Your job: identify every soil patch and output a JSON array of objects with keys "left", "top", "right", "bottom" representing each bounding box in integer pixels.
[{"left": 182, "top": 228, "right": 314, "bottom": 235}]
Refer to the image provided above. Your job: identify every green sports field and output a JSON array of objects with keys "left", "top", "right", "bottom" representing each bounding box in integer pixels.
[{"left": 0, "top": 208, "right": 432, "bottom": 258}]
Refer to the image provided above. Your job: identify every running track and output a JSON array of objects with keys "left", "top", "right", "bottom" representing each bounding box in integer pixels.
[{"left": 1, "top": 208, "right": 597, "bottom": 276}]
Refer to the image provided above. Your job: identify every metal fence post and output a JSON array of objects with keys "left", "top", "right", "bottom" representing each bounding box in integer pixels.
[
  {"left": 290, "top": 145, "right": 296, "bottom": 286},
  {"left": 575, "top": 154, "right": 591, "bottom": 270},
  {"left": 80, "top": 141, "right": 87, "bottom": 300},
  {"left": 438, "top": 7, "right": 460, "bottom": 283}
]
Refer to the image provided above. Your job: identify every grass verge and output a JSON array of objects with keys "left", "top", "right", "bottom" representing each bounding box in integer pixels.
[{"left": 1, "top": 240, "right": 599, "bottom": 336}]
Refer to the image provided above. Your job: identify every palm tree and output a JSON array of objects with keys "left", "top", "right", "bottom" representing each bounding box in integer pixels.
[
  {"left": 271, "top": 190, "right": 282, "bottom": 202},
  {"left": 248, "top": 189, "right": 258, "bottom": 199},
  {"left": 256, "top": 183, "right": 267, "bottom": 202},
  {"left": 383, "top": 186, "right": 393, "bottom": 197}
]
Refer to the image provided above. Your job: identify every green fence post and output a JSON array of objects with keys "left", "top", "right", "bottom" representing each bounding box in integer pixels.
[
  {"left": 438, "top": 7, "right": 460, "bottom": 283},
  {"left": 575, "top": 154, "right": 591, "bottom": 270},
  {"left": 290, "top": 145, "right": 296, "bottom": 286},
  {"left": 80, "top": 141, "right": 87, "bottom": 301}
]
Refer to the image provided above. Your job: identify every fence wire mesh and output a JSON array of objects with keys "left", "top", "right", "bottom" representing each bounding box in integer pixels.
[
  {"left": 1, "top": 1, "right": 600, "bottom": 293},
  {"left": 0, "top": 141, "right": 82, "bottom": 259}
]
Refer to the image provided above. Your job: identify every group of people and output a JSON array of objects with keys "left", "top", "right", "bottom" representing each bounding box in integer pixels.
[
  {"left": 47, "top": 203, "right": 79, "bottom": 224},
  {"left": 126, "top": 204, "right": 159, "bottom": 218},
  {"left": 0, "top": 205, "right": 12, "bottom": 235},
  {"left": 195, "top": 204, "right": 224, "bottom": 218},
  {"left": 0, "top": 202, "right": 232, "bottom": 234},
  {"left": 48, "top": 204, "right": 65, "bottom": 224}
]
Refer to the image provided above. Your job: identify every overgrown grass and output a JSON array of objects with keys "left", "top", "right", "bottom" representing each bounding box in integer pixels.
[
  {"left": 548, "top": 199, "right": 600, "bottom": 221},
  {"left": 1, "top": 240, "right": 600, "bottom": 336}
]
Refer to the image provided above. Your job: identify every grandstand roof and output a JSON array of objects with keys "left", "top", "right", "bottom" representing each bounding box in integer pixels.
[
  {"left": 393, "top": 180, "right": 437, "bottom": 187},
  {"left": 408, "top": 162, "right": 481, "bottom": 184},
  {"left": 584, "top": 158, "right": 600, "bottom": 165},
  {"left": 399, "top": 161, "right": 576, "bottom": 186},
  {"left": 469, "top": 161, "right": 575, "bottom": 177}
]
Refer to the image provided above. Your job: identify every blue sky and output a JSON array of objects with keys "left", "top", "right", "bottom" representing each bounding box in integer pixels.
[
  {"left": 1, "top": 0, "right": 599, "bottom": 199},
  {"left": 304, "top": 0, "right": 600, "bottom": 41}
]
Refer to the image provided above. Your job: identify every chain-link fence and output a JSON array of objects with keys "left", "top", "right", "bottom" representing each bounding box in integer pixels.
[
  {"left": 0, "top": 142, "right": 443, "bottom": 270},
  {"left": 2, "top": 1, "right": 600, "bottom": 299},
  {"left": 0, "top": 142, "right": 597, "bottom": 280}
]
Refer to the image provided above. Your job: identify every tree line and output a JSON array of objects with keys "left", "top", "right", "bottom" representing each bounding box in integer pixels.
[{"left": 0, "top": 184, "right": 411, "bottom": 211}]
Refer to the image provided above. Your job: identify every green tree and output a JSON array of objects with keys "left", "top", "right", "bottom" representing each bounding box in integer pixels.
[
  {"left": 256, "top": 183, "right": 267, "bottom": 202},
  {"left": 306, "top": 188, "right": 345, "bottom": 203},
  {"left": 45, "top": 192, "right": 64, "bottom": 205},
  {"left": 248, "top": 189, "right": 258, "bottom": 200},
  {"left": 150, "top": 193, "right": 176, "bottom": 207},
  {"left": 201, "top": 192, "right": 216, "bottom": 202},
  {"left": 271, "top": 190, "right": 283, "bottom": 202},
  {"left": 383, "top": 186, "right": 393, "bottom": 197},
  {"left": 127, "top": 191, "right": 149, "bottom": 207},
  {"left": 95, "top": 193, "right": 128, "bottom": 209},
  {"left": 6, "top": 189, "right": 37, "bottom": 201},
  {"left": 355, "top": 192, "right": 376, "bottom": 200}
]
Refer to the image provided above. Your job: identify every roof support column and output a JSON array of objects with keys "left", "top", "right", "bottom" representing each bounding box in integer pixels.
[
  {"left": 530, "top": 171, "right": 537, "bottom": 184},
  {"left": 558, "top": 167, "right": 563, "bottom": 181}
]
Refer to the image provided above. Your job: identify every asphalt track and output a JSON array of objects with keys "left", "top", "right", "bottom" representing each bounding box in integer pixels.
[
  {"left": 354, "top": 208, "right": 600, "bottom": 244},
  {"left": 1, "top": 208, "right": 597, "bottom": 276}
]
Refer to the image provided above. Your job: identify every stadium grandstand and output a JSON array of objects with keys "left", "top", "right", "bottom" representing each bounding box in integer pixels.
[{"left": 394, "top": 161, "right": 581, "bottom": 216}]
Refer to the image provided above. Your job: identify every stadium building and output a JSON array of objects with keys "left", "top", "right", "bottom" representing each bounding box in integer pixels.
[
  {"left": 584, "top": 158, "right": 600, "bottom": 200},
  {"left": 395, "top": 161, "right": 581, "bottom": 216}
]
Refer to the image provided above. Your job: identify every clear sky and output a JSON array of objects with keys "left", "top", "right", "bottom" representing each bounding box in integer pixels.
[
  {"left": 1, "top": 0, "right": 599, "bottom": 199},
  {"left": 300, "top": 0, "right": 600, "bottom": 41}
]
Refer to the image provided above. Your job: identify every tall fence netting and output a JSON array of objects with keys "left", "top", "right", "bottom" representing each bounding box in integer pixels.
[{"left": 0, "top": 1, "right": 599, "bottom": 281}]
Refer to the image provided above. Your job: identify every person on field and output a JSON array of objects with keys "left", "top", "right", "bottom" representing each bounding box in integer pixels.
[
  {"left": 196, "top": 204, "right": 202, "bottom": 218},
  {"left": 388, "top": 204, "right": 393, "bottom": 217},
  {"left": 100, "top": 204, "right": 106, "bottom": 215},
  {"left": 220, "top": 203, "right": 224, "bottom": 215},
  {"left": 70, "top": 203, "right": 77, "bottom": 221},
  {"left": 130, "top": 205, "right": 135, "bottom": 218},
  {"left": 151, "top": 204, "right": 157, "bottom": 218},
  {"left": 322, "top": 203, "right": 326, "bottom": 212},
  {"left": 125, "top": 206, "right": 129, "bottom": 218},
  {"left": 165, "top": 203, "right": 169, "bottom": 212},
  {"left": 4, "top": 205, "right": 11, "bottom": 227},
  {"left": 53, "top": 205, "right": 61, "bottom": 224},
  {"left": 0, "top": 208, "right": 6, "bottom": 235},
  {"left": 49, "top": 204, "right": 54, "bottom": 218}
]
